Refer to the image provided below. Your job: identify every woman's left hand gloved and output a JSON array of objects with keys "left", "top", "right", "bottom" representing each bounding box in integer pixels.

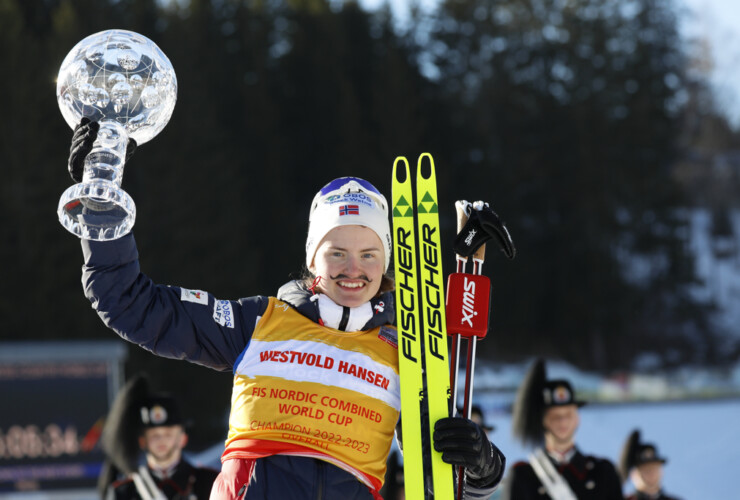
[
  {"left": 68, "top": 118, "right": 138, "bottom": 183},
  {"left": 433, "top": 417, "right": 502, "bottom": 482}
]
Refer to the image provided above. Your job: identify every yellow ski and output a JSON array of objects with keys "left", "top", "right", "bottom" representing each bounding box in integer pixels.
[
  {"left": 392, "top": 156, "right": 425, "bottom": 500},
  {"left": 416, "top": 153, "right": 454, "bottom": 499}
]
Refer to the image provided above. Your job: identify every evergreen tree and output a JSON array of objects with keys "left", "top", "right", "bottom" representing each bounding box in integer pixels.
[{"left": 410, "top": 0, "right": 714, "bottom": 369}]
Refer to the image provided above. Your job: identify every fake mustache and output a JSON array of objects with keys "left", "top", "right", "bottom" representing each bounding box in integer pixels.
[{"left": 330, "top": 274, "right": 373, "bottom": 283}]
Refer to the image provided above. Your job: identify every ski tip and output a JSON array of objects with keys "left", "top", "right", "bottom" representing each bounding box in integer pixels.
[
  {"left": 393, "top": 156, "right": 410, "bottom": 182},
  {"left": 416, "top": 153, "right": 435, "bottom": 181}
]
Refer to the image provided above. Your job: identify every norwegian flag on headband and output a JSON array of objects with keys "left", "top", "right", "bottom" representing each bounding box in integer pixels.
[{"left": 339, "top": 205, "right": 360, "bottom": 216}]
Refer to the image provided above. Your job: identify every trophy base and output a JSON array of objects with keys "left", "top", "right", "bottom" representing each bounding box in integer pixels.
[{"left": 58, "top": 180, "right": 136, "bottom": 241}]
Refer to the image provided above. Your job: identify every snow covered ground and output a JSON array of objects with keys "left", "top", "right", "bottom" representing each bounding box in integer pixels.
[
  {"left": 188, "top": 387, "right": 740, "bottom": 499},
  {"left": 164, "top": 359, "right": 740, "bottom": 500},
  {"left": 186, "top": 395, "right": 739, "bottom": 499},
  {"left": 485, "top": 397, "right": 740, "bottom": 499},
  {"left": 471, "top": 360, "right": 740, "bottom": 498},
  {"left": 407, "top": 359, "right": 740, "bottom": 499},
  {"left": 4, "top": 398, "right": 736, "bottom": 499},
  {"left": 4, "top": 360, "right": 737, "bottom": 499}
]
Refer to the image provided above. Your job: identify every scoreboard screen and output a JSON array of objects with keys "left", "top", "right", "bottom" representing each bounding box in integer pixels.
[{"left": 0, "top": 342, "right": 126, "bottom": 494}]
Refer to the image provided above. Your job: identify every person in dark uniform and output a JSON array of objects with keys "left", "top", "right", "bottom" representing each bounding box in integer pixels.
[
  {"left": 501, "top": 358, "right": 623, "bottom": 500},
  {"left": 99, "top": 376, "right": 218, "bottom": 500},
  {"left": 619, "top": 430, "right": 681, "bottom": 500}
]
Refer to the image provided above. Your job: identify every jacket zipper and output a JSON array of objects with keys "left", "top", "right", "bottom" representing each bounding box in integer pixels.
[{"left": 316, "top": 460, "right": 324, "bottom": 499}]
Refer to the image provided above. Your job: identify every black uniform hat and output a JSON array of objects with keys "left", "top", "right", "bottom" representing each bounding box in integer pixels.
[
  {"left": 139, "top": 394, "right": 184, "bottom": 428},
  {"left": 511, "top": 358, "right": 586, "bottom": 446},
  {"left": 542, "top": 379, "right": 586, "bottom": 408},
  {"left": 619, "top": 429, "right": 668, "bottom": 481}
]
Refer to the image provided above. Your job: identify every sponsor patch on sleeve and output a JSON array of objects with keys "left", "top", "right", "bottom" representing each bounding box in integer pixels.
[
  {"left": 213, "top": 300, "right": 235, "bottom": 329},
  {"left": 378, "top": 326, "right": 398, "bottom": 349},
  {"left": 180, "top": 288, "right": 209, "bottom": 305}
]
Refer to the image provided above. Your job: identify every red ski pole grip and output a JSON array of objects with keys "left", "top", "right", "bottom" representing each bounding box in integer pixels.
[{"left": 445, "top": 273, "right": 491, "bottom": 338}]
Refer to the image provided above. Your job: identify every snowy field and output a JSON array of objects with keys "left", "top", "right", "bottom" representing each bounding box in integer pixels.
[
  {"left": 1, "top": 398, "right": 737, "bottom": 499},
  {"left": 192, "top": 397, "right": 740, "bottom": 499},
  {"left": 485, "top": 397, "right": 740, "bottom": 499},
  {"left": 470, "top": 359, "right": 740, "bottom": 499}
]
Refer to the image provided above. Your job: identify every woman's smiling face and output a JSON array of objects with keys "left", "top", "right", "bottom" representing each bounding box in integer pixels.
[{"left": 309, "top": 225, "right": 384, "bottom": 308}]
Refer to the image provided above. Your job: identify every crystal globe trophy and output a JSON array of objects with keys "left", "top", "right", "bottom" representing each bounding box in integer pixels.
[{"left": 56, "top": 29, "right": 177, "bottom": 240}]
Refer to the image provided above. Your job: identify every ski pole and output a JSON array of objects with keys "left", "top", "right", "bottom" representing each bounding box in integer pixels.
[
  {"left": 449, "top": 200, "right": 472, "bottom": 417},
  {"left": 462, "top": 201, "right": 489, "bottom": 424},
  {"left": 446, "top": 200, "right": 515, "bottom": 499},
  {"left": 451, "top": 201, "right": 515, "bottom": 421},
  {"left": 447, "top": 200, "right": 491, "bottom": 499},
  {"left": 448, "top": 201, "right": 485, "bottom": 413},
  {"left": 449, "top": 200, "right": 493, "bottom": 419}
]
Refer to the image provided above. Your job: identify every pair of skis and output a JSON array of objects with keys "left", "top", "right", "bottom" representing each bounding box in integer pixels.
[
  {"left": 392, "top": 153, "right": 516, "bottom": 499},
  {"left": 392, "top": 153, "right": 454, "bottom": 500}
]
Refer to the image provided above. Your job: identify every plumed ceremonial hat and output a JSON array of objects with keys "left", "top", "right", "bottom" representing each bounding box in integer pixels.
[
  {"left": 306, "top": 177, "right": 392, "bottom": 272},
  {"left": 619, "top": 429, "right": 668, "bottom": 480},
  {"left": 511, "top": 358, "right": 586, "bottom": 446},
  {"left": 97, "top": 375, "right": 186, "bottom": 496},
  {"left": 100, "top": 375, "right": 185, "bottom": 474}
]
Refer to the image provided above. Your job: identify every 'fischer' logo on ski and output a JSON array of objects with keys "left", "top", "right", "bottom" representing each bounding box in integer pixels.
[
  {"left": 420, "top": 223, "right": 445, "bottom": 361},
  {"left": 395, "top": 224, "right": 418, "bottom": 363}
]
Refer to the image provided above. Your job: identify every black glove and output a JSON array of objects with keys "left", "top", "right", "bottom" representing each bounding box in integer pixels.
[
  {"left": 68, "top": 118, "right": 138, "bottom": 183},
  {"left": 452, "top": 203, "right": 516, "bottom": 259},
  {"left": 433, "top": 417, "right": 501, "bottom": 482}
]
